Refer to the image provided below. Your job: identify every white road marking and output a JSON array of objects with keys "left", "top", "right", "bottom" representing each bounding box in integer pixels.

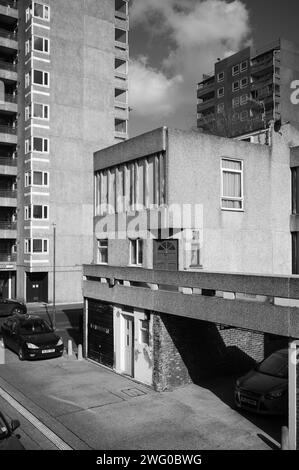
[{"left": 0, "top": 386, "right": 73, "bottom": 450}]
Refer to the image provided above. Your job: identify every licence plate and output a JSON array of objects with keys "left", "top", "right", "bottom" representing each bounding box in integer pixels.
[
  {"left": 240, "top": 396, "right": 257, "bottom": 406},
  {"left": 42, "top": 349, "right": 55, "bottom": 354}
]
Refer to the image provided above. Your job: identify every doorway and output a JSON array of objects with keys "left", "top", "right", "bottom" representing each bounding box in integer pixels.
[
  {"left": 153, "top": 239, "right": 178, "bottom": 271},
  {"left": 123, "top": 315, "right": 134, "bottom": 377}
]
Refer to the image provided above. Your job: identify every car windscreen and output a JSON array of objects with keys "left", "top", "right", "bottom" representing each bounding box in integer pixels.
[
  {"left": 0, "top": 415, "right": 9, "bottom": 440},
  {"left": 19, "top": 320, "right": 53, "bottom": 335},
  {"left": 257, "top": 352, "right": 288, "bottom": 378}
]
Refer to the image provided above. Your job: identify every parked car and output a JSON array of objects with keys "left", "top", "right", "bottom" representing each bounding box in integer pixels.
[
  {"left": 0, "top": 298, "right": 27, "bottom": 317},
  {"left": 1, "top": 315, "right": 64, "bottom": 361},
  {"left": 0, "top": 410, "right": 25, "bottom": 450},
  {"left": 235, "top": 349, "right": 288, "bottom": 415}
]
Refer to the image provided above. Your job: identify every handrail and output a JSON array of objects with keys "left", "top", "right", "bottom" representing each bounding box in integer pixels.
[
  {"left": 0, "top": 189, "right": 17, "bottom": 197},
  {"left": 0, "top": 155, "right": 17, "bottom": 165},
  {"left": 0, "top": 125, "right": 17, "bottom": 134},
  {"left": 0, "top": 0, "right": 18, "bottom": 8},
  {"left": 0, "top": 27, "right": 17, "bottom": 40},
  {"left": 0, "top": 59, "right": 17, "bottom": 71},
  {"left": 0, "top": 221, "right": 16, "bottom": 230}
]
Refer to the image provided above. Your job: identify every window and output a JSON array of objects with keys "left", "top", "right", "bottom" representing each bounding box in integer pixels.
[
  {"left": 25, "top": 139, "right": 31, "bottom": 154},
  {"left": 25, "top": 239, "right": 48, "bottom": 254},
  {"left": 25, "top": 73, "right": 31, "bottom": 88},
  {"left": 97, "top": 239, "right": 108, "bottom": 264},
  {"left": 217, "top": 72, "right": 224, "bottom": 82},
  {"left": 33, "top": 2, "right": 50, "bottom": 21},
  {"left": 130, "top": 239, "right": 143, "bottom": 266},
  {"left": 25, "top": 40, "right": 31, "bottom": 55},
  {"left": 115, "top": 0, "right": 128, "bottom": 15},
  {"left": 25, "top": 106, "right": 31, "bottom": 121},
  {"left": 33, "top": 171, "right": 48, "bottom": 186},
  {"left": 240, "top": 94, "right": 248, "bottom": 105},
  {"left": 26, "top": 7, "right": 31, "bottom": 23},
  {"left": 232, "top": 81, "right": 239, "bottom": 92},
  {"left": 217, "top": 103, "right": 224, "bottom": 114},
  {"left": 232, "top": 112, "right": 239, "bottom": 121},
  {"left": 221, "top": 159, "right": 243, "bottom": 210},
  {"left": 190, "top": 230, "right": 201, "bottom": 267},
  {"left": 115, "top": 28, "right": 127, "bottom": 44},
  {"left": 139, "top": 319, "right": 149, "bottom": 346},
  {"left": 115, "top": 58, "right": 128, "bottom": 75},
  {"left": 33, "top": 137, "right": 49, "bottom": 153},
  {"left": 115, "top": 118, "right": 127, "bottom": 133},
  {"left": 115, "top": 88, "right": 127, "bottom": 104},
  {"left": 232, "top": 97, "right": 240, "bottom": 108},
  {"left": 217, "top": 87, "right": 224, "bottom": 98},
  {"left": 25, "top": 205, "right": 48, "bottom": 220},
  {"left": 240, "top": 110, "right": 248, "bottom": 121},
  {"left": 33, "top": 36, "right": 49, "bottom": 54},
  {"left": 33, "top": 103, "right": 49, "bottom": 120},
  {"left": 232, "top": 64, "right": 240, "bottom": 76},
  {"left": 33, "top": 69, "right": 49, "bottom": 87},
  {"left": 240, "top": 77, "right": 248, "bottom": 89},
  {"left": 240, "top": 61, "right": 248, "bottom": 72}
]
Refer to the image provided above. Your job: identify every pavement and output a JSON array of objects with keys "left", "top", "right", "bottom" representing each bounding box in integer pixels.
[{"left": 0, "top": 348, "right": 281, "bottom": 451}]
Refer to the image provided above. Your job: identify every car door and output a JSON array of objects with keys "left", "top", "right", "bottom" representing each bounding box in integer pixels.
[
  {"left": 9, "top": 320, "right": 20, "bottom": 353},
  {"left": 0, "top": 299, "right": 11, "bottom": 317},
  {"left": 1, "top": 318, "right": 14, "bottom": 349}
]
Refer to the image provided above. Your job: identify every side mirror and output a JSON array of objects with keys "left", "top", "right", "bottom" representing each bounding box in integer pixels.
[{"left": 10, "top": 419, "right": 20, "bottom": 432}]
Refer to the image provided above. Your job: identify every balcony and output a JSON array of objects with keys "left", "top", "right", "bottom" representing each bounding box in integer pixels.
[
  {"left": 197, "top": 98, "right": 216, "bottom": 112},
  {"left": 197, "top": 82, "right": 215, "bottom": 99},
  {"left": 0, "top": 155, "right": 17, "bottom": 176},
  {"left": 251, "top": 59, "right": 273, "bottom": 77},
  {"left": 0, "top": 188, "right": 17, "bottom": 207},
  {"left": 0, "top": 93, "right": 17, "bottom": 113},
  {"left": 0, "top": 220, "right": 16, "bottom": 238},
  {"left": 0, "top": 1, "right": 18, "bottom": 23},
  {"left": 0, "top": 124, "right": 17, "bottom": 144},
  {"left": 0, "top": 59, "right": 17, "bottom": 82},
  {"left": 0, "top": 252, "right": 16, "bottom": 266},
  {"left": 0, "top": 26, "right": 17, "bottom": 52},
  {"left": 0, "top": 0, "right": 18, "bottom": 9},
  {"left": 83, "top": 264, "right": 299, "bottom": 338}
]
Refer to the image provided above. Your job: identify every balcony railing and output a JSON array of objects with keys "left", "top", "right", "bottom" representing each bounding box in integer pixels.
[
  {"left": 0, "top": 221, "right": 16, "bottom": 230},
  {"left": 0, "top": 253, "right": 16, "bottom": 262},
  {"left": 0, "top": 60, "right": 16, "bottom": 71},
  {"left": 83, "top": 264, "right": 299, "bottom": 338},
  {"left": 0, "top": 189, "right": 16, "bottom": 198},
  {"left": 0, "top": 27, "right": 17, "bottom": 40},
  {"left": 0, "top": 155, "right": 17, "bottom": 166},
  {"left": 0, "top": 0, "right": 18, "bottom": 9},
  {"left": 0, "top": 125, "right": 16, "bottom": 135},
  {"left": 3, "top": 93, "right": 17, "bottom": 103}
]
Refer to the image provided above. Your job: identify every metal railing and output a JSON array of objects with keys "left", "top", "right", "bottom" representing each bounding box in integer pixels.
[
  {"left": 0, "top": 59, "right": 17, "bottom": 71},
  {"left": 0, "top": 253, "right": 16, "bottom": 262},
  {"left": 0, "top": 221, "right": 16, "bottom": 230},
  {"left": 0, "top": 27, "right": 17, "bottom": 40},
  {"left": 0, "top": 156, "right": 16, "bottom": 166},
  {"left": 0, "top": 125, "right": 17, "bottom": 135},
  {"left": 0, "top": 0, "right": 18, "bottom": 9},
  {"left": 3, "top": 93, "right": 17, "bottom": 103},
  {"left": 0, "top": 189, "right": 16, "bottom": 198}
]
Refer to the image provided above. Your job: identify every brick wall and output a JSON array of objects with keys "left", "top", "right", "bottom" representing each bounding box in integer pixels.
[{"left": 152, "top": 312, "right": 287, "bottom": 391}]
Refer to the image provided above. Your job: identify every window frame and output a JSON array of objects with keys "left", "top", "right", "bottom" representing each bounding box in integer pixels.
[
  {"left": 32, "top": 35, "right": 50, "bottom": 54},
  {"left": 25, "top": 205, "right": 49, "bottom": 221},
  {"left": 240, "top": 77, "right": 248, "bottom": 89},
  {"left": 232, "top": 64, "right": 240, "bottom": 76},
  {"left": 32, "top": 69, "right": 50, "bottom": 87},
  {"left": 129, "top": 238, "right": 143, "bottom": 266},
  {"left": 221, "top": 158, "right": 244, "bottom": 212},
  {"left": 32, "top": 2, "right": 50, "bottom": 22},
  {"left": 232, "top": 81, "right": 240, "bottom": 92},
  {"left": 217, "top": 87, "right": 224, "bottom": 98},
  {"left": 240, "top": 60, "right": 248, "bottom": 72},
  {"left": 25, "top": 238, "right": 49, "bottom": 254},
  {"left": 33, "top": 102, "right": 50, "bottom": 120},
  {"left": 217, "top": 72, "right": 224, "bottom": 83},
  {"left": 97, "top": 239, "right": 108, "bottom": 265},
  {"left": 32, "top": 136, "right": 49, "bottom": 153}
]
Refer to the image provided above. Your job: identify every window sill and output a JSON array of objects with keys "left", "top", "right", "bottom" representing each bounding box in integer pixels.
[
  {"left": 189, "top": 265, "right": 203, "bottom": 269},
  {"left": 221, "top": 208, "right": 244, "bottom": 212}
]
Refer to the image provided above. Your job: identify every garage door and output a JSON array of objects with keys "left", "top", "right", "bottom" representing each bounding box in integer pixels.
[{"left": 87, "top": 300, "right": 114, "bottom": 368}]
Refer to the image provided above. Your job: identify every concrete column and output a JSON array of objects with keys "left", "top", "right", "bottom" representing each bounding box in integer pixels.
[{"left": 8, "top": 272, "right": 11, "bottom": 299}]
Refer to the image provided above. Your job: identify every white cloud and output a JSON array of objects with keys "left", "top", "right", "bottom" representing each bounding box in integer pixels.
[
  {"left": 129, "top": 57, "right": 183, "bottom": 117},
  {"left": 129, "top": 0, "right": 252, "bottom": 130}
]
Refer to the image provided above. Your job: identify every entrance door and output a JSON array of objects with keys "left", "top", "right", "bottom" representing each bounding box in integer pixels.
[
  {"left": 26, "top": 273, "right": 48, "bottom": 302},
  {"left": 87, "top": 300, "right": 114, "bottom": 368},
  {"left": 123, "top": 315, "right": 134, "bottom": 377},
  {"left": 153, "top": 240, "right": 178, "bottom": 271}
]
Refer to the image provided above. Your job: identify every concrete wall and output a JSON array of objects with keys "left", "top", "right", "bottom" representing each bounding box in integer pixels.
[{"left": 167, "top": 126, "right": 293, "bottom": 275}]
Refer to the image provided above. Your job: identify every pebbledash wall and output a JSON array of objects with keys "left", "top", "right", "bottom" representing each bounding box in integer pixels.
[{"left": 84, "top": 125, "right": 299, "bottom": 389}]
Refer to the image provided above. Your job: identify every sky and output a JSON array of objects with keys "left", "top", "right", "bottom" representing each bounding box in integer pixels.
[{"left": 128, "top": 0, "right": 299, "bottom": 137}]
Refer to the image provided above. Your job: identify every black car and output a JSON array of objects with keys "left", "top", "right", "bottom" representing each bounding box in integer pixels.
[
  {"left": 0, "top": 298, "right": 27, "bottom": 317},
  {"left": 1, "top": 315, "right": 64, "bottom": 360},
  {"left": 0, "top": 410, "right": 24, "bottom": 450}
]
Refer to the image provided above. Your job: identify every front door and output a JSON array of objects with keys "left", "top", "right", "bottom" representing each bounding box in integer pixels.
[
  {"left": 153, "top": 240, "right": 178, "bottom": 271},
  {"left": 123, "top": 315, "right": 134, "bottom": 377},
  {"left": 26, "top": 273, "right": 48, "bottom": 303}
]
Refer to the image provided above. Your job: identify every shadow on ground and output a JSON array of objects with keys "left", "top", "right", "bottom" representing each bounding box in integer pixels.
[{"left": 197, "top": 373, "right": 285, "bottom": 448}]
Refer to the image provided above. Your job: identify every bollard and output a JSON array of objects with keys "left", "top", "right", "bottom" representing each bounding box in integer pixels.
[
  {"left": 281, "top": 426, "right": 289, "bottom": 450},
  {"left": 77, "top": 344, "right": 83, "bottom": 361},
  {"left": 0, "top": 340, "right": 5, "bottom": 365},
  {"left": 67, "top": 339, "right": 73, "bottom": 357}
]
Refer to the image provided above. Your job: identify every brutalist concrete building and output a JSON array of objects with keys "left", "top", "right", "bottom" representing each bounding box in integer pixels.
[{"left": 0, "top": 0, "right": 129, "bottom": 303}]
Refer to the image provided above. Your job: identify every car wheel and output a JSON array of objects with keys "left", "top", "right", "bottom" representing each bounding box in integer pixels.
[
  {"left": 11, "top": 307, "right": 22, "bottom": 315},
  {"left": 18, "top": 347, "right": 24, "bottom": 361}
]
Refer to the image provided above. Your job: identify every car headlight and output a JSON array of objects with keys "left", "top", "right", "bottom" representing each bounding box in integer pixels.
[
  {"left": 56, "top": 338, "right": 63, "bottom": 346},
  {"left": 26, "top": 343, "right": 39, "bottom": 350},
  {"left": 265, "top": 390, "right": 285, "bottom": 400}
]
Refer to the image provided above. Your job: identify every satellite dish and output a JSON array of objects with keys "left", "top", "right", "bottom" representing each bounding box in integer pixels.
[{"left": 274, "top": 119, "right": 282, "bottom": 132}]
